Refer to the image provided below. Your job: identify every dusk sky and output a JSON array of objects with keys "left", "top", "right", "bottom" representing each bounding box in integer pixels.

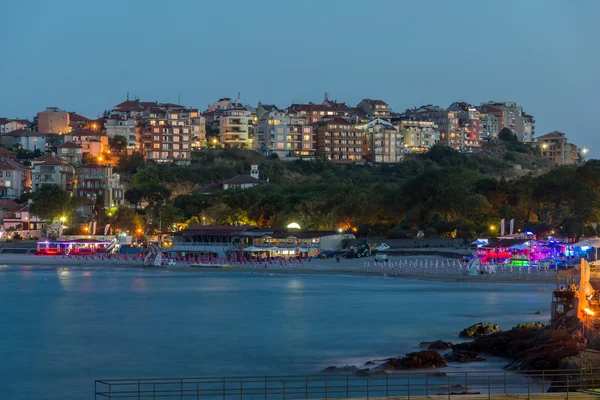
[{"left": 1, "top": 0, "right": 599, "bottom": 154}]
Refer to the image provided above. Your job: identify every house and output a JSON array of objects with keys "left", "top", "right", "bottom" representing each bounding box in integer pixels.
[
  {"left": 1, "top": 129, "right": 47, "bottom": 152},
  {"left": 254, "top": 109, "right": 315, "bottom": 158},
  {"left": 56, "top": 141, "right": 83, "bottom": 164},
  {"left": 63, "top": 128, "right": 108, "bottom": 159},
  {"left": 0, "top": 147, "right": 17, "bottom": 160},
  {"left": 31, "top": 153, "right": 75, "bottom": 192},
  {"left": 37, "top": 107, "right": 71, "bottom": 134},
  {"left": 0, "top": 119, "right": 30, "bottom": 134},
  {"left": 0, "top": 200, "right": 43, "bottom": 239},
  {"left": 198, "top": 165, "right": 265, "bottom": 194},
  {"left": 537, "top": 131, "right": 579, "bottom": 165},
  {"left": 0, "top": 158, "right": 31, "bottom": 199},
  {"left": 219, "top": 105, "right": 253, "bottom": 148},
  {"left": 75, "top": 164, "right": 124, "bottom": 208},
  {"left": 357, "top": 119, "right": 403, "bottom": 163}
]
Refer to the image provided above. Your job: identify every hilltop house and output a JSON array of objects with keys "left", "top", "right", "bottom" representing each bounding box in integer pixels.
[{"left": 198, "top": 165, "right": 265, "bottom": 194}]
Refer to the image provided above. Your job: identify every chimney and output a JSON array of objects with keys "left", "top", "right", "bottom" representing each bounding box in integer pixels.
[{"left": 250, "top": 164, "right": 259, "bottom": 180}]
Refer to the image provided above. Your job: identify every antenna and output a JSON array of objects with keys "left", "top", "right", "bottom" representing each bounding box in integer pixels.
[
  {"left": 236, "top": 92, "right": 240, "bottom": 104},
  {"left": 325, "top": 92, "right": 329, "bottom": 101},
  {"left": 126, "top": 92, "right": 129, "bottom": 101}
]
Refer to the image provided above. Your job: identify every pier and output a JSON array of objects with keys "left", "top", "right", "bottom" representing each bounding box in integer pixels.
[{"left": 95, "top": 369, "right": 600, "bottom": 399}]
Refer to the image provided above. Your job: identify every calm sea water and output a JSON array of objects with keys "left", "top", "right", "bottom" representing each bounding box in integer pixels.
[{"left": 0, "top": 265, "right": 552, "bottom": 399}]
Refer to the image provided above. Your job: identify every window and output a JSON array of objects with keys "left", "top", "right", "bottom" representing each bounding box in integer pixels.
[
  {"left": 277, "top": 143, "right": 284, "bottom": 149},
  {"left": 303, "top": 127, "right": 311, "bottom": 134},
  {"left": 153, "top": 143, "right": 160, "bottom": 149},
  {"left": 153, "top": 136, "right": 160, "bottom": 141},
  {"left": 5, "top": 172, "right": 10, "bottom": 177},
  {"left": 303, "top": 135, "right": 311, "bottom": 141},
  {"left": 5, "top": 180, "right": 11, "bottom": 187}
]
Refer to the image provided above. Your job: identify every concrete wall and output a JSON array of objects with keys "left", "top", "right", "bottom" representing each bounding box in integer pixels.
[{"left": 377, "top": 238, "right": 468, "bottom": 248}]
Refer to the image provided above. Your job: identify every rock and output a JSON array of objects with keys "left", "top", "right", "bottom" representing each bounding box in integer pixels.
[
  {"left": 459, "top": 323, "right": 501, "bottom": 338},
  {"left": 443, "top": 350, "right": 485, "bottom": 363},
  {"left": 516, "top": 322, "right": 547, "bottom": 329},
  {"left": 376, "top": 351, "right": 446, "bottom": 370},
  {"left": 322, "top": 365, "right": 358, "bottom": 373},
  {"left": 420, "top": 340, "right": 453, "bottom": 350},
  {"left": 364, "top": 361, "right": 376, "bottom": 366},
  {"left": 534, "top": 311, "right": 542, "bottom": 315}
]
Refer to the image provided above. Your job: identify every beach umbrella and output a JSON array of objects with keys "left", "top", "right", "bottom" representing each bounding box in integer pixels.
[{"left": 573, "top": 237, "right": 600, "bottom": 261}]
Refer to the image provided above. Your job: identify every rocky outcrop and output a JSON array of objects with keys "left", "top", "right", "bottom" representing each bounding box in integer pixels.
[
  {"left": 453, "top": 316, "right": 583, "bottom": 371},
  {"left": 419, "top": 340, "right": 453, "bottom": 350},
  {"left": 516, "top": 322, "right": 547, "bottom": 329},
  {"left": 376, "top": 351, "right": 446, "bottom": 370},
  {"left": 459, "top": 322, "right": 501, "bottom": 338},
  {"left": 443, "top": 350, "right": 485, "bottom": 363}
]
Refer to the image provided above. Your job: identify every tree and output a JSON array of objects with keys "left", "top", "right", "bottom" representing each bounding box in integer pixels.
[
  {"left": 109, "top": 135, "right": 128, "bottom": 154},
  {"left": 82, "top": 152, "right": 96, "bottom": 164},
  {"left": 118, "top": 152, "right": 145, "bottom": 174},
  {"left": 30, "top": 185, "right": 71, "bottom": 223},
  {"left": 111, "top": 207, "right": 142, "bottom": 234},
  {"left": 498, "top": 127, "right": 518, "bottom": 143}
]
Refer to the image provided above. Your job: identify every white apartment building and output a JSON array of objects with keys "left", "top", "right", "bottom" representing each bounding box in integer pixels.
[
  {"left": 395, "top": 118, "right": 439, "bottom": 152},
  {"left": 255, "top": 110, "right": 315, "bottom": 158},
  {"left": 219, "top": 106, "right": 252, "bottom": 148},
  {"left": 357, "top": 119, "right": 402, "bottom": 163}
]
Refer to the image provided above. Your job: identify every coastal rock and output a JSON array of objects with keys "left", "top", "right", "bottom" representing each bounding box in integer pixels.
[
  {"left": 516, "top": 322, "right": 547, "bottom": 329},
  {"left": 443, "top": 350, "right": 485, "bottom": 363},
  {"left": 376, "top": 351, "right": 446, "bottom": 370},
  {"left": 322, "top": 365, "right": 358, "bottom": 373},
  {"left": 459, "top": 323, "right": 500, "bottom": 338},
  {"left": 419, "top": 340, "right": 453, "bottom": 350},
  {"left": 534, "top": 311, "right": 542, "bottom": 315}
]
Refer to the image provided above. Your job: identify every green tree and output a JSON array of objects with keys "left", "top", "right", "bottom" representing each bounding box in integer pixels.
[
  {"left": 118, "top": 152, "right": 145, "bottom": 174},
  {"left": 111, "top": 206, "right": 142, "bottom": 234},
  {"left": 82, "top": 152, "right": 96, "bottom": 164},
  {"left": 109, "top": 135, "right": 128, "bottom": 154},
  {"left": 30, "top": 185, "right": 72, "bottom": 222}
]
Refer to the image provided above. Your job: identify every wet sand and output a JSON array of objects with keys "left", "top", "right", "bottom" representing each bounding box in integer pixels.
[{"left": 0, "top": 253, "right": 559, "bottom": 284}]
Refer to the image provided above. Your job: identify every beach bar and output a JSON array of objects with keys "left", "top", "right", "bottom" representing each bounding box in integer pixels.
[{"left": 36, "top": 238, "right": 115, "bottom": 256}]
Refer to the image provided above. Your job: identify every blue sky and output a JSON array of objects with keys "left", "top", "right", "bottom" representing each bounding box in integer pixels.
[{"left": 1, "top": 0, "right": 599, "bottom": 154}]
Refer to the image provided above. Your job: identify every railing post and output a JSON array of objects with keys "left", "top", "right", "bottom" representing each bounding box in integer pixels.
[
  {"left": 425, "top": 375, "right": 428, "bottom": 397},
  {"left": 527, "top": 376, "right": 530, "bottom": 398},
  {"left": 154, "top": 383, "right": 157, "bottom": 400},
  {"left": 386, "top": 374, "right": 389, "bottom": 397},
  {"left": 465, "top": 372, "right": 468, "bottom": 393},
  {"left": 283, "top": 381, "right": 286, "bottom": 400},
  {"left": 346, "top": 375, "right": 349, "bottom": 398},
  {"left": 447, "top": 376, "right": 451, "bottom": 400},
  {"left": 181, "top": 378, "right": 184, "bottom": 400},
  {"left": 196, "top": 382, "right": 199, "bottom": 400},
  {"left": 139, "top": 380, "right": 141, "bottom": 400},
  {"left": 542, "top": 371, "right": 545, "bottom": 393},
  {"left": 241, "top": 381, "right": 243, "bottom": 400},
  {"left": 407, "top": 378, "right": 410, "bottom": 400},
  {"left": 265, "top": 377, "right": 268, "bottom": 400},
  {"left": 504, "top": 371, "right": 507, "bottom": 394},
  {"left": 305, "top": 376, "right": 308, "bottom": 400},
  {"left": 567, "top": 373, "right": 570, "bottom": 400},
  {"left": 109, "top": 382, "right": 112, "bottom": 400},
  {"left": 365, "top": 378, "right": 368, "bottom": 400},
  {"left": 325, "top": 379, "right": 328, "bottom": 400},
  {"left": 488, "top": 376, "right": 491, "bottom": 400},
  {"left": 223, "top": 377, "right": 226, "bottom": 400}
]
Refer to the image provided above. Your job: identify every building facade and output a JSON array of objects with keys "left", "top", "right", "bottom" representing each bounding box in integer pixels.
[
  {"left": 537, "top": 131, "right": 579, "bottom": 165},
  {"left": 356, "top": 99, "right": 391, "bottom": 120},
  {"left": 395, "top": 118, "right": 439, "bottom": 152},
  {"left": 56, "top": 141, "right": 83, "bottom": 164},
  {"left": 37, "top": 107, "right": 71, "bottom": 134},
  {"left": 314, "top": 118, "right": 368, "bottom": 163},
  {"left": 357, "top": 119, "right": 402, "bottom": 163},
  {"left": 219, "top": 106, "right": 253, "bottom": 148},
  {"left": 254, "top": 109, "right": 315, "bottom": 158},
  {"left": 31, "top": 154, "right": 75, "bottom": 192},
  {"left": 1, "top": 129, "right": 46, "bottom": 152},
  {"left": 63, "top": 128, "right": 107, "bottom": 159},
  {"left": 0, "top": 159, "right": 31, "bottom": 199},
  {"left": 75, "top": 164, "right": 124, "bottom": 208}
]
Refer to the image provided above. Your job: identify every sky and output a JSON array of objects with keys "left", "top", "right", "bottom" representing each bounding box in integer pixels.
[{"left": 1, "top": 0, "right": 599, "bottom": 155}]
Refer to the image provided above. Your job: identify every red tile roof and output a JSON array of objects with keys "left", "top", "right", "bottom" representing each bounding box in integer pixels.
[
  {"left": 0, "top": 159, "right": 26, "bottom": 170},
  {"left": 222, "top": 175, "right": 265, "bottom": 185},
  {"left": 0, "top": 118, "right": 8, "bottom": 125},
  {"left": 57, "top": 141, "right": 83, "bottom": 149},
  {"left": 67, "top": 128, "right": 103, "bottom": 137},
  {"left": 68, "top": 112, "right": 91, "bottom": 122},
  {"left": 35, "top": 154, "right": 68, "bottom": 166},
  {"left": 0, "top": 147, "right": 16, "bottom": 156}
]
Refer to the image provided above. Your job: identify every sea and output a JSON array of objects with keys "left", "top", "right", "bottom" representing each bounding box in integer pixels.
[{"left": 0, "top": 264, "right": 553, "bottom": 399}]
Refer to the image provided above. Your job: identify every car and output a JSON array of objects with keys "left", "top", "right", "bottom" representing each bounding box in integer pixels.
[{"left": 375, "top": 253, "right": 389, "bottom": 262}]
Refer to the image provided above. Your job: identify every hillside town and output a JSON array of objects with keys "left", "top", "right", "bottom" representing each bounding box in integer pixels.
[{"left": 0, "top": 95, "right": 589, "bottom": 239}]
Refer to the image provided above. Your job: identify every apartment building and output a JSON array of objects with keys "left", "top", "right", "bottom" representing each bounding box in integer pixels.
[
  {"left": 219, "top": 105, "right": 253, "bottom": 148},
  {"left": 75, "top": 164, "right": 124, "bottom": 208},
  {"left": 37, "top": 107, "right": 71, "bottom": 134},
  {"left": 537, "top": 131, "right": 579, "bottom": 165},
  {"left": 406, "top": 105, "right": 461, "bottom": 149},
  {"left": 394, "top": 117, "right": 439, "bottom": 152},
  {"left": 254, "top": 109, "right": 315, "bottom": 158},
  {"left": 56, "top": 141, "right": 83, "bottom": 164},
  {"left": 357, "top": 119, "right": 402, "bottom": 163},
  {"left": 0, "top": 118, "right": 30, "bottom": 134},
  {"left": 357, "top": 99, "right": 392, "bottom": 120},
  {"left": 31, "top": 153, "right": 75, "bottom": 192},
  {"left": 0, "top": 158, "right": 31, "bottom": 199},
  {"left": 313, "top": 118, "right": 368, "bottom": 163},
  {"left": 107, "top": 99, "right": 204, "bottom": 161},
  {"left": 479, "top": 101, "right": 534, "bottom": 143},
  {"left": 1, "top": 129, "right": 47, "bottom": 152}
]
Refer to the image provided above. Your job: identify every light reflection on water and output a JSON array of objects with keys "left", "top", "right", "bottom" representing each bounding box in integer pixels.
[{"left": 0, "top": 265, "right": 552, "bottom": 400}]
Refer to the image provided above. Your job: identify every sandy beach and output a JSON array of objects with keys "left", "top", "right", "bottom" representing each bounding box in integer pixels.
[{"left": 0, "top": 253, "right": 560, "bottom": 284}]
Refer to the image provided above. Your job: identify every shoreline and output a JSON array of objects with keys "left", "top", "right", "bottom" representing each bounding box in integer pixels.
[{"left": 0, "top": 253, "right": 559, "bottom": 284}]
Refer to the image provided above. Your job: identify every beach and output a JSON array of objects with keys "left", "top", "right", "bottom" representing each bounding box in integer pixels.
[{"left": 0, "top": 252, "right": 559, "bottom": 283}]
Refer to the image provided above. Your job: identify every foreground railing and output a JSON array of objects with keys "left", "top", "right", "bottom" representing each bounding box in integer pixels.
[{"left": 95, "top": 369, "right": 600, "bottom": 399}]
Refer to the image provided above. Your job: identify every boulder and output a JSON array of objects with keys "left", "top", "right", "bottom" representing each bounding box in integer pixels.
[
  {"left": 420, "top": 340, "right": 453, "bottom": 350},
  {"left": 443, "top": 350, "right": 485, "bottom": 363},
  {"left": 516, "top": 322, "right": 547, "bottom": 329},
  {"left": 322, "top": 365, "right": 358, "bottom": 373},
  {"left": 534, "top": 311, "right": 542, "bottom": 315},
  {"left": 459, "top": 323, "right": 500, "bottom": 338},
  {"left": 376, "top": 351, "right": 446, "bottom": 370}
]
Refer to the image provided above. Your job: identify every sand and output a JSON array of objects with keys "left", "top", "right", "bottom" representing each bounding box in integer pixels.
[{"left": 0, "top": 253, "right": 559, "bottom": 284}]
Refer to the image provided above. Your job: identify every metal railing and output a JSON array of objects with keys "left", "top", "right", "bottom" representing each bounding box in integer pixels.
[{"left": 95, "top": 369, "right": 600, "bottom": 399}]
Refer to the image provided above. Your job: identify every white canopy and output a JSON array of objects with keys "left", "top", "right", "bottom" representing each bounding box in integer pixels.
[
  {"left": 243, "top": 246, "right": 262, "bottom": 252},
  {"left": 573, "top": 237, "right": 600, "bottom": 248}
]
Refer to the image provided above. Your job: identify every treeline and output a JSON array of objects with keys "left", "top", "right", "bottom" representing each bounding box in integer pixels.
[{"left": 117, "top": 144, "right": 599, "bottom": 239}]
